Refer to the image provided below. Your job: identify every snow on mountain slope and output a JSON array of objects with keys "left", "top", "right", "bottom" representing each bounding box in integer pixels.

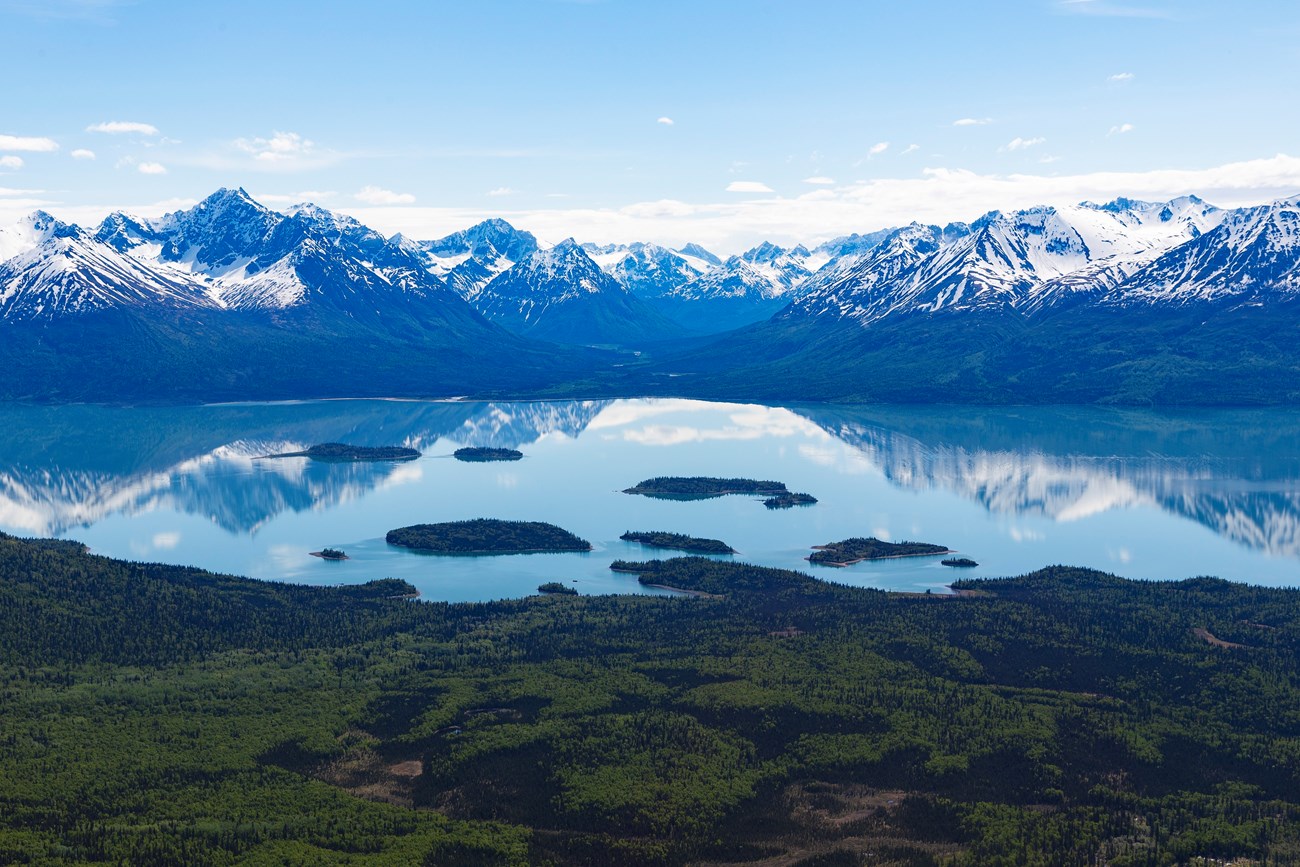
[
  {"left": 0, "top": 216, "right": 214, "bottom": 322},
  {"left": 0, "top": 211, "right": 67, "bottom": 263},
  {"left": 413, "top": 218, "right": 538, "bottom": 301},
  {"left": 1102, "top": 196, "right": 1300, "bottom": 308}
]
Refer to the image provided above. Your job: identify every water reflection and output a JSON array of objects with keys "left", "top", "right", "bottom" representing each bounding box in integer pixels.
[{"left": 1, "top": 399, "right": 1299, "bottom": 561}]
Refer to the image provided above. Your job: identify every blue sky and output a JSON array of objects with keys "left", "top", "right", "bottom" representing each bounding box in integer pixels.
[{"left": 2, "top": 0, "right": 1299, "bottom": 251}]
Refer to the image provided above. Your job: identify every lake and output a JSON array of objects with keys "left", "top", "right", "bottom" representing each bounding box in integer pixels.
[{"left": 1, "top": 398, "right": 1297, "bottom": 601}]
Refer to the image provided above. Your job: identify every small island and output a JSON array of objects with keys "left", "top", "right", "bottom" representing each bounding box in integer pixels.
[
  {"left": 263, "top": 443, "right": 420, "bottom": 462},
  {"left": 808, "top": 537, "right": 954, "bottom": 567},
  {"left": 386, "top": 519, "right": 592, "bottom": 556},
  {"left": 310, "top": 547, "right": 349, "bottom": 561},
  {"left": 942, "top": 557, "right": 979, "bottom": 568},
  {"left": 620, "top": 531, "right": 735, "bottom": 555},
  {"left": 763, "top": 492, "right": 818, "bottom": 509},
  {"left": 623, "top": 477, "right": 791, "bottom": 500},
  {"left": 454, "top": 447, "right": 523, "bottom": 462},
  {"left": 537, "top": 581, "right": 578, "bottom": 596}
]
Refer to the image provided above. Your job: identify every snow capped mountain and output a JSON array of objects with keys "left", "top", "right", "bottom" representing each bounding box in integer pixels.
[
  {"left": 785, "top": 197, "right": 1226, "bottom": 327},
  {"left": 474, "top": 239, "right": 685, "bottom": 344},
  {"left": 1100, "top": 197, "right": 1300, "bottom": 308},
  {"left": 676, "top": 242, "right": 722, "bottom": 273},
  {"left": 0, "top": 214, "right": 215, "bottom": 322},
  {"left": 413, "top": 218, "right": 539, "bottom": 301},
  {"left": 607, "top": 244, "right": 705, "bottom": 299}
]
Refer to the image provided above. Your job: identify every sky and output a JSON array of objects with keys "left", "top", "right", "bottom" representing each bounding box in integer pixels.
[{"left": 2, "top": 0, "right": 1299, "bottom": 252}]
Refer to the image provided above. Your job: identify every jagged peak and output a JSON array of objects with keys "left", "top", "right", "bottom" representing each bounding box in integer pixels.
[{"left": 677, "top": 242, "right": 721, "bottom": 266}]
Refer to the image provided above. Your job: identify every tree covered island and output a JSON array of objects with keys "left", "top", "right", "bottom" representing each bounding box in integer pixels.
[
  {"left": 537, "top": 581, "right": 578, "bottom": 595},
  {"left": 943, "top": 557, "right": 980, "bottom": 567},
  {"left": 620, "top": 530, "right": 736, "bottom": 555},
  {"left": 385, "top": 519, "right": 592, "bottom": 555},
  {"left": 453, "top": 447, "right": 524, "bottom": 462},
  {"left": 623, "top": 476, "right": 791, "bottom": 500},
  {"left": 763, "top": 491, "right": 818, "bottom": 509},
  {"left": 263, "top": 442, "right": 420, "bottom": 462},
  {"left": 809, "top": 536, "right": 953, "bottom": 566},
  {"left": 309, "top": 548, "right": 348, "bottom": 561}
]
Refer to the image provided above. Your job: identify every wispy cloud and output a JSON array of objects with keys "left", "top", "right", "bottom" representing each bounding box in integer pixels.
[
  {"left": 87, "top": 120, "right": 158, "bottom": 135},
  {"left": 868, "top": 141, "right": 890, "bottom": 156},
  {"left": 1108, "top": 71, "right": 1135, "bottom": 83},
  {"left": 487, "top": 187, "right": 516, "bottom": 197},
  {"left": 355, "top": 185, "right": 415, "bottom": 205},
  {"left": 953, "top": 117, "right": 993, "bottom": 127},
  {"left": 902, "top": 144, "right": 920, "bottom": 155},
  {"left": 1002, "top": 136, "right": 1046, "bottom": 152},
  {"left": 1108, "top": 122, "right": 1135, "bottom": 136},
  {"left": 725, "top": 181, "right": 774, "bottom": 193},
  {"left": 136, "top": 161, "right": 166, "bottom": 175},
  {"left": 70, "top": 148, "right": 96, "bottom": 160},
  {"left": 0, "top": 134, "right": 58, "bottom": 152},
  {"left": 656, "top": 116, "right": 674, "bottom": 126},
  {"left": 803, "top": 176, "right": 835, "bottom": 185},
  {"left": 1057, "top": 0, "right": 1174, "bottom": 19},
  {"left": 0, "top": 156, "right": 22, "bottom": 170},
  {"left": 234, "top": 131, "right": 315, "bottom": 164}
]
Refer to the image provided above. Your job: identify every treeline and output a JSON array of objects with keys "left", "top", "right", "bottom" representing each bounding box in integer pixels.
[{"left": 2, "top": 536, "right": 1300, "bottom": 864}]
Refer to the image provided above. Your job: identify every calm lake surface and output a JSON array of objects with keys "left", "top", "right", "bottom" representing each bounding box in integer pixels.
[{"left": 1, "top": 398, "right": 1298, "bottom": 600}]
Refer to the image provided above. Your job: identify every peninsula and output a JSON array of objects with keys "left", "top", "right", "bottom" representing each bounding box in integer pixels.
[
  {"left": 809, "top": 537, "right": 953, "bottom": 567},
  {"left": 386, "top": 519, "right": 592, "bottom": 555}
]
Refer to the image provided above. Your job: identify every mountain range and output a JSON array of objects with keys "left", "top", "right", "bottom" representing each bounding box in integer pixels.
[{"left": 1, "top": 188, "right": 1298, "bottom": 403}]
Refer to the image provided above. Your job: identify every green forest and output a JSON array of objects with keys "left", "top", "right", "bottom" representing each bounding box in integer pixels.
[
  {"left": 384, "top": 520, "right": 592, "bottom": 555},
  {"left": 809, "top": 537, "right": 953, "bottom": 566},
  {"left": 2, "top": 532, "right": 1300, "bottom": 865},
  {"left": 622, "top": 477, "right": 790, "bottom": 500},
  {"left": 620, "top": 531, "right": 736, "bottom": 555}
]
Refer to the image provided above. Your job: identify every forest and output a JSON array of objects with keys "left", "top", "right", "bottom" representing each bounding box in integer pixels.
[
  {"left": 808, "top": 537, "right": 954, "bottom": 566},
  {"left": 620, "top": 531, "right": 736, "bottom": 555},
  {"left": 623, "top": 477, "right": 790, "bottom": 500},
  {"left": 385, "top": 519, "right": 593, "bottom": 555},
  {"left": 1, "top": 532, "right": 1299, "bottom": 865}
]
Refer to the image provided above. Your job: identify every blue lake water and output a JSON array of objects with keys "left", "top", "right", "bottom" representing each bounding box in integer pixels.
[{"left": 0, "top": 398, "right": 1297, "bottom": 600}]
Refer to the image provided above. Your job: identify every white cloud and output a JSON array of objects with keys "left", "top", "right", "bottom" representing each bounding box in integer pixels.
[
  {"left": 1040, "top": 155, "right": 1062, "bottom": 164},
  {"left": 656, "top": 116, "right": 674, "bottom": 126},
  {"left": 953, "top": 117, "right": 993, "bottom": 127},
  {"left": 1002, "top": 136, "right": 1046, "bottom": 152},
  {"left": 1108, "top": 123, "right": 1135, "bottom": 136},
  {"left": 487, "top": 186, "right": 516, "bottom": 197},
  {"left": 868, "top": 141, "right": 890, "bottom": 156},
  {"left": 70, "top": 148, "right": 96, "bottom": 160},
  {"left": 137, "top": 162, "right": 167, "bottom": 175},
  {"left": 725, "top": 181, "right": 775, "bottom": 193},
  {"left": 234, "top": 131, "right": 316, "bottom": 164},
  {"left": 1108, "top": 71, "right": 1135, "bottom": 82},
  {"left": 355, "top": 185, "right": 415, "bottom": 205},
  {"left": 0, "top": 156, "right": 22, "bottom": 170},
  {"left": 803, "top": 176, "right": 835, "bottom": 185},
  {"left": 86, "top": 120, "right": 159, "bottom": 136},
  {"left": 902, "top": 144, "right": 920, "bottom": 155},
  {"left": 256, "top": 190, "right": 338, "bottom": 205},
  {"left": 152, "top": 532, "right": 181, "bottom": 550},
  {"left": 0, "top": 134, "right": 58, "bottom": 152}
]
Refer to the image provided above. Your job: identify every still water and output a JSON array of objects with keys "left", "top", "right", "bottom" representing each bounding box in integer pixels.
[{"left": 1, "top": 398, "right": 1297, "bottom": 600}]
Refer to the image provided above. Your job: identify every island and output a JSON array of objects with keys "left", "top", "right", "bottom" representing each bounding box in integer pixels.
[
  {"left": 620, "top": 531, "right": 736, "bottom": 555},
  {"left": 942, "top": 557, "right": 979, "bottom": 568},
  {"left": 262, "top": 443, "right": 420, "bottom": 462},
  {"left": 537, "top": 581, "right": 578, "bottom": 596},
  {"left": 763, "top": 492, "right": 818, "bottom": 509},
  {"left": 309, "top": 548, "right": 349, "bottom": 561},
  {"left": 623, "top": 476, "right": 791, "bottom": 500},
  {"left": 808, "top": 537, "right": 954, "bottom": 567},
  {"left": 385, "top": 519, "right": 592, "bottom": 555},
  {"left": 454, "top": 447, "right": 523, "bottom": 462}
]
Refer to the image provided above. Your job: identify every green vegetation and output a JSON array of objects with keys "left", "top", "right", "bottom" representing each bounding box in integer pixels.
[
  {"left": 266, "top": 442, "right": 421, "bottom": 462},
  {"left": 313, "top": 547, "right": 348, "bottom": 561},
  {"left": 537, "top": 581, "right": 579, "bottom": 596},
  {"left": 763, "top": 491, "right": 818, "bottom": 509},
  {"left": 385, "top": 518, "right": 592, "bottom": 555},
  {"left": 943, "top": 557, "right": 979, "bottom": 568},
  {"left": 620, "top": 530, "right": 735, "bottom": 555},
  {"left": 810, "top": 536, "right": 953, "bottom": 566},
  {"left": 4, "top": 533, "right": 1300, "bottom": 864},
  {"left": 454, "top": 447, "right": 524, "bottom": 462},
  {"left": 622, "top": 476, "right": 789, "bottom": 500}
]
